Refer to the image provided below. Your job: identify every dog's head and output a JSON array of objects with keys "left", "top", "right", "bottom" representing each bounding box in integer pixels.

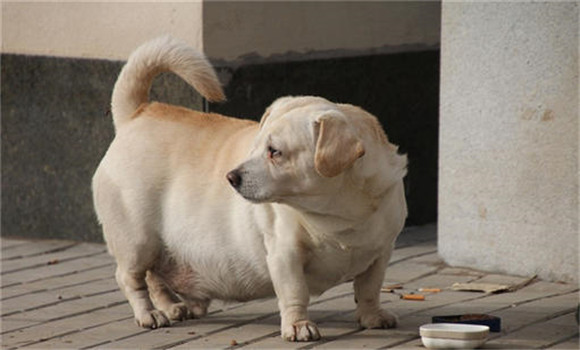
[{"left": 227, "top": 96, "right": 406, "bottom": 213}]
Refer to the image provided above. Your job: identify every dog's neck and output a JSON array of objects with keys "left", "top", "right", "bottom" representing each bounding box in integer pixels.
[{"left": 293, "top": 181, "right": 400, "bottom": 250}]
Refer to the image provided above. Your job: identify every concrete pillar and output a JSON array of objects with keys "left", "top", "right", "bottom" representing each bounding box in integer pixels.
[{"left": 439, "top": 1, "right": 579, "bottom": 283}]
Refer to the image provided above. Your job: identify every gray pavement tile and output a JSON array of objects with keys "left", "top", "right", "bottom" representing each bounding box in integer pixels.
[
  {"left": 383, "top": 262, "right": 440, "bottom": 285},
  {"left": 388, "top": 243, "right": 437, "bottom": 265},
  {"left": 13, "top": 290, "right": 125, "bottom": 322},
  {"left": 546, "top": 336, "right": 579, "bottom": 349},
  {"left": 312, "top": 330, "right": 413, "bottom": 349},
  {"left": 1, "top": 304, "right": 132, "bottom": 349},
  {"left": 1, "top": 243, "right": 107, "bottom": 273},
  {"left": 1, "top": 241, "right": 77, "bottom": 261},
  {"left": 1, "top": 264, "right": 116, "bottom": 300},
  {"left": 166, "top": 316, "right": 281, "bottom": 349},
  {"left": 1, "top": 319, "right": 42, "bottom": 334},
  {"left": 1, "top": 254, "right": 113, "bottom": 286},
  {"left": 485, "top": 312, "right": 578, "bottom": 349},
  {"left": 2, "top": 277, "right": 118, "bottom": 316},
  {"left": 387, "top": 337, "right": 423, "bottom": 349},
  {"left": 238, "top": 333, "right": 296, "bottom": 349},
  {"left": 2, "top": 236, "right": 578, "bottom": 350},
  {"left": 23, "top": 318, "right": 146, "bottom": 349},
  {"left": 1, "top": 238, "right": 30, "bottom": 250}
]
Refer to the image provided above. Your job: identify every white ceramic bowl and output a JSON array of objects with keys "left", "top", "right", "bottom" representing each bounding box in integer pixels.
[{"left": 420, "top": 323, "right": 490, "bottom": 349}]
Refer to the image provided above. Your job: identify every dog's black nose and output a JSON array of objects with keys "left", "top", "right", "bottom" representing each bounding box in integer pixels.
[{"left": 226, "top": 170, "right": 242, "bottom": 188}]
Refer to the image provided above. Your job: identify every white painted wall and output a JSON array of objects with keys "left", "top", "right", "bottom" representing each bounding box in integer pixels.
[
  {"left": 439, "top": 1, "right": 579, "bottom": 282},
  {"left": 1, "top": 1, "right": 440, "bottom": 61},
  {"left": 1, "top": 1, "right": 203, "bottom": 60}
]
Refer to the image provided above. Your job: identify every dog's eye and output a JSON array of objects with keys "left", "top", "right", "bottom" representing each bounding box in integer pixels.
[{"left": 267, "top": 146, "right": 282, "bottom": 159}]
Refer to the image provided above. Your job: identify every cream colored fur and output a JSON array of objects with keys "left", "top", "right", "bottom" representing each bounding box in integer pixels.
[{"left": 92, "top": 36, "right": 408, "bottom": 342}]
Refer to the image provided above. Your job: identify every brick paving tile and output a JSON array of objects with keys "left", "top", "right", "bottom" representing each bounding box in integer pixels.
[
  {"left": 1, "top": 235, "right": 578, "bottom": 350},
  {"left": 485, "top": 312, "right": 578, "bottom": 349},
  {"left": 387, "top": 337, "right": 423, "bottom": 349},
  {"left": 547, "top": 337, "right": 579, "bottom": 349},
  {"left": 168, "top": 316, "right": 281, "bottom": 349},
  {"left": 1, "top": 241, "right": 76, "bottom": 261},
  {"left": 2, "top": 278, "right": 118, "bottom": 316},
  {"left": 312, "top": 330, "right": 413, "bottom": 349},
  {"left": 22, "top": 318, "right": 143, "bottom": 349},
  {"left": 1, "top": 304, "right": 132, "bottom": 349},
  {"left": 2, "top": 243, "right": 106, "bottom": 273},
  {"left": 2, "top": 254, "right": 112, "bottom": 286},
  {"left": 388, "top": 243, "right": 437, "bottom": 265},
  {"left": 9, "top": 290, "right": 125, "bottom": 322},
  {"left": 1, "top": 319, "right": 42, "bottom": 334},
  {"left": 383, "top": 262, "right": 440, "bottom": 284},
  {"left": 1, "top": 264, "right": 115, "bottom": 300},
  {"left": 1, "top": 238, "right": 29, "bottom": 249}
]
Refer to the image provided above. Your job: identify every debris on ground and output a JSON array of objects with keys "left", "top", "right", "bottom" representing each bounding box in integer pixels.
[
  {"left": 451, "top": 282, "right": 510, "bottom": 293},
  {"left": 451, "top": 275, "right": 537, "bottom": 294},
  {"left": 401, "top": 294, "right": 425, "bottom": 301},
  {"left": 380, "top": 284, "right": 403, "bottom": 293},
  {"left": 381, "top": 283, "right": 443, "bottom": 301}
]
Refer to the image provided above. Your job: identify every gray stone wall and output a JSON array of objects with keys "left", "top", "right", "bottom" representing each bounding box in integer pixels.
[
  {"left": 1, "top": 55, "right": 204, "bottom": 242},
  {"left": 439, "top": 1, "right": 578, "bottom": 283}
]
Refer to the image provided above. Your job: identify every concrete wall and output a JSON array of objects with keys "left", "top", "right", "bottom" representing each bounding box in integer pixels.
[
  {"left": 439, "top": 1, "right": 578, "bottom": 283},
  {"left": 203, "top": 1, "right": 440, "bottom": 62}
]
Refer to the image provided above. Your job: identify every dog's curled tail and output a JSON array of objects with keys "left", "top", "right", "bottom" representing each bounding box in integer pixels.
[{"left": 111, "top": 36, "right": 226, "bottom": 129}]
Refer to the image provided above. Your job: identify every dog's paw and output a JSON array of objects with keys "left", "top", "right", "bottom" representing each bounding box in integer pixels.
[
  {"left": 358, "top": 309, "right": 398, "bottom": 329},
  {"left": 281, "top": 320, "right": 321, "bottom": 342},
  {"left": 186, "top": 300, "right": 209, "bottom": 318},
  {"left": 135, "top": 309, "right": 171, "bottom": 329},
  {"left": 164, "top": 302, "right": 194, "bottom": 321}
]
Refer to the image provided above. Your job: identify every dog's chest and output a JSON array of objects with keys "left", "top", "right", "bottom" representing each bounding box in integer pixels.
[{"left": 304, "top": 243, "right": 381, "bottom": 294}]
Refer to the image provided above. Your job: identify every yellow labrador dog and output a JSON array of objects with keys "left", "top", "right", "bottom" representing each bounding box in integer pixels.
[{"left": 93, "top": 36, "right": 407, "bottom": 342}]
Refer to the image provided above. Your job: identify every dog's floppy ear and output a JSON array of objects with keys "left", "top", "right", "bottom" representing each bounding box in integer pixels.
[
  {"left": 314, "top": 114, "right": 365, "bottom": 178},
  {"left": 259, "top": 106, "right": 273, "bottom": 129}
]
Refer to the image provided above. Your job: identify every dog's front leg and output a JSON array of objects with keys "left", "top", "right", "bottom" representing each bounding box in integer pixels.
[
  {"left": 265, "top": 227, "right": 321, "bottom": 342},
  {"left": 267, "top": 252, "right": 320, "bottom": 341},
  {"left": 353, "top": 254, "right": 398, "bottom": 329}
]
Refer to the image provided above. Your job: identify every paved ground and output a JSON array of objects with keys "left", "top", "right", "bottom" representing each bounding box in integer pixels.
[{"left": 1, "top": 225, "right": 578, "bottom": 349}]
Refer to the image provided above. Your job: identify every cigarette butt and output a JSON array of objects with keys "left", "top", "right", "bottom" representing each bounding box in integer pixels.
[
  {"left": 401, "top": 294, "right": 425, "bottom": 301},
  {"left": 418, "top": 288, "right": 441, "bottom": 293},
  {"left": 381, "top": 284, "right": 403, "bottom": 292}
]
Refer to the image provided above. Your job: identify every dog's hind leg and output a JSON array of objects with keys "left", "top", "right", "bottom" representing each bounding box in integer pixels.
[
  {"left": 115, "top": 266, "right": 170, "bottom": 328},
  {"left": 146, "top": 270, "right": 193, "bottom": 321},
  {"left": 149, "top": 254, "right": 211, "bottom": 319},
  {"left": 104, "top": 222, "right": 170, "bottom": 329}
]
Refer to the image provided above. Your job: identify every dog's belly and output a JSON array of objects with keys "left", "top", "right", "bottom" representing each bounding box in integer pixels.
[
  {"left": 155, "top": 248, "right": 275, "bottom": 302},
  {"left": 159, "top": 193, "right": 276, "bottom": 302}
]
